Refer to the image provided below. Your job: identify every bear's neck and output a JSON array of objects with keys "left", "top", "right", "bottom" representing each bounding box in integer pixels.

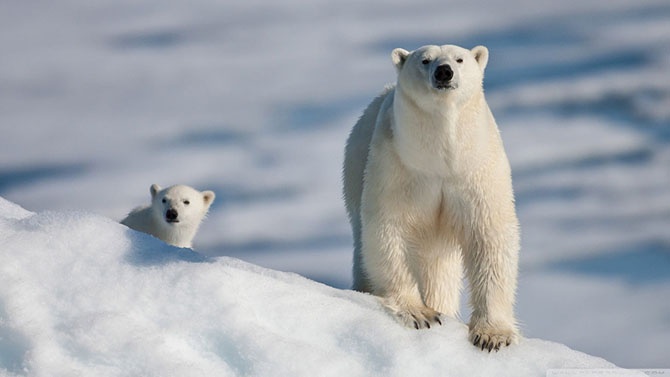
[{"left": 391, "top": 85, "right": 489, "bottom": 177}]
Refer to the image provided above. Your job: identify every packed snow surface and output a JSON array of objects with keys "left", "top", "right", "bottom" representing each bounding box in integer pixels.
[{"left": 0, "top": 198, "right": 624, "bottom": 376}]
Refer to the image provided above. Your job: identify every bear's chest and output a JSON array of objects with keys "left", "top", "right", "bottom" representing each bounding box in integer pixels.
[
  {"left": 391, "top": 113, "right": 480, "bottom": 178},
  {"left": 402, "top": 174, "right": 471, "bottom": 235}
]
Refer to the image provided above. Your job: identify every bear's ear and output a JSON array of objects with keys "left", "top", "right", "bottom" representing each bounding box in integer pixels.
[
  {"left": 391, "top": 48, "right": 410, "bottom": 71},
  {"left": 471, "top": 45, "right": 489, "bottom": 71},
  {"left": 202, "top": 191, "right": 215, "bottom": 207},
  {"left": 150, "top": 184, "right": 161, "bottom": 198}
]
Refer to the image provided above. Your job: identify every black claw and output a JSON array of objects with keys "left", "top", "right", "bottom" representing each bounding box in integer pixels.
[
  {"left": 506, "top": 339, "right": 512, "bottom": 346},
  {"left": 487, "top": 342, "right": 494, "bottom": 352},
  {"left": 494, "top": 343, "right": 501, "bottom": 352},
  {"left": 481, "top": 341, "right": 486, "bottom": 351},
  {"left": 435, "top": 316, "right": 442, "bottom": 326},
  {"left": 424, "top": 321, "right": 430, "bottom": 329},
  {"left": 414, "top": 321, "right": 419, "bottom": 330},
  {"left": 473, "top": 335, "right": 480, "bottom": 345}
]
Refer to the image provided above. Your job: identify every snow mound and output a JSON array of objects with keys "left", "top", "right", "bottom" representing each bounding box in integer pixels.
[{"left": 0, "top": 197, "right": 621, "bottom": 376}]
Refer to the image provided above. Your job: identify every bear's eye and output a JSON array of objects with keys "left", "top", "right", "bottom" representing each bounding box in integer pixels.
[
  {"left": 456, "top": 58, "right": 463, "bottom": 63},
  {"left": 161, "top": 198, "right": 166, "bottom": 203},
  {"left": 183, "top": 200, "right": 190, "bottom": 205},
  {"left": 421, "top": 59, "right": 430, "bottom": 65}
]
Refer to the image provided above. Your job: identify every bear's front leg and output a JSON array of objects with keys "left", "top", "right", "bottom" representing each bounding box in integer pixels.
[
  {"left": 462, "top": 199, "right": 520, "bottom": 351},
  {"left": 361, "top": 218, "right": 442, "bottom": 330},
  {"left": 465, "top": 249, "right": 520, "bottom": 350}
]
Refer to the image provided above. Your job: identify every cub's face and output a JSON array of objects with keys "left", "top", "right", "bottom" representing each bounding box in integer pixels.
[
  {"left": 392, "top": 44, "right": 489, "bottom": 102},
  {"left": 149, "top": 184, "right": 215, "bottom": 227}
]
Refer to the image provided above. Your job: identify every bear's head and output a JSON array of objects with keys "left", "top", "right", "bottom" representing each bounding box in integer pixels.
[
  {"left": 149, "top": 184, "right": 215, "bottom": 227},
  {"left": 391, "top": 44, "right": 488, "bottom": 104}
]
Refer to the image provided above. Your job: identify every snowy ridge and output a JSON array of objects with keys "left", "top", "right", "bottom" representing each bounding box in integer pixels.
[{"left": 0, "top": 197, "right": 624, "bottom": 376}]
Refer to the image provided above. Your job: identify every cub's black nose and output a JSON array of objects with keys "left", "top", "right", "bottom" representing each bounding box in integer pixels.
[
  {"left": 434, "top": 64, "right": 453, "bottom": 83},
  {"left": 165, "top": 208, "right": 178, "bottom": 221}
]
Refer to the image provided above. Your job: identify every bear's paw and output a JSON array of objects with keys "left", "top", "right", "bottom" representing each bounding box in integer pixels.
[
  {"left": 384, "top": 299, "right": 443, "bottom": 330},
  {"left": 469, "top": 323, "right": 519, "bottom": 352}
]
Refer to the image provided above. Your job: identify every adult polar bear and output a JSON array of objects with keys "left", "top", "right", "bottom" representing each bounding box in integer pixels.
[{"left": 343, "top": 44, "right": 519, "bottom": 351}]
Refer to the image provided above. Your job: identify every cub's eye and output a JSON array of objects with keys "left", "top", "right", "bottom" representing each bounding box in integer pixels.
[
  {"left": 456, "top": 58, "right": 463, "bottom": 63},
  {"left": 421, "top": 59, "right": 430, "bottom": 65},
  {"left": 183, "top": 200, "right": 190, "bottom": 205},
  {"left": 161, "top": 198, "right": 166, "bottom": 203}
]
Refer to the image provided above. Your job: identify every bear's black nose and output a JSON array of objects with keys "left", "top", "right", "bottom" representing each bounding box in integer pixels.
[
  {"left": 434, "top": 64, "right": 453, "bottom": 84},
  {"left": 165, "top": 208, "right": 178, "bottom": 222}
]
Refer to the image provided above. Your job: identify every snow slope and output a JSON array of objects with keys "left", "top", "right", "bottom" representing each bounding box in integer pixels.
[
  {"left": 0, "top": 198, "right": 626, "bottom": 376},
  {"left": 1, "top": 0, "right": 669, "bottom": 368}
]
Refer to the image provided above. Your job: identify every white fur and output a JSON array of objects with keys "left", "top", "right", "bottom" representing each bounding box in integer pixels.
[
  {"left": 343, "top": 44, "right": 520, "bottom": 351},
  {"left": 121, "top": 184, "right": 215, "bottom": 249}
]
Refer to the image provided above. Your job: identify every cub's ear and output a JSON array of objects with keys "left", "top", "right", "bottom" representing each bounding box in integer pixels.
[
  {"left": 471, "top": 45, "right": 489, "bottom": 71},
  {"left": 391, "top": 48, "right": 410, "bottom": 72},
  {"left": 202, "top": 191, "right": 215, "bottom": 207},
  {"left": 150, "top": 184, "right": 161, "bottom": 198}
]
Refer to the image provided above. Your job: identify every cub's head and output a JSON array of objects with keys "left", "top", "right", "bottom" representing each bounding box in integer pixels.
[
  {"left": 392, "top": 44, "right": 488, "bottom": 102},
  {"left": 150, "top": 184, "right": 215, "bottom": 227}
]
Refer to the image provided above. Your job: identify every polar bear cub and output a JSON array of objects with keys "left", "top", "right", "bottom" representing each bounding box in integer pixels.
[
  {"left": 121, "top": 184, "right": 215, "bottom": 248},
  {"left": 343, "top": 44, "right": 520, "bottom": 351}
]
